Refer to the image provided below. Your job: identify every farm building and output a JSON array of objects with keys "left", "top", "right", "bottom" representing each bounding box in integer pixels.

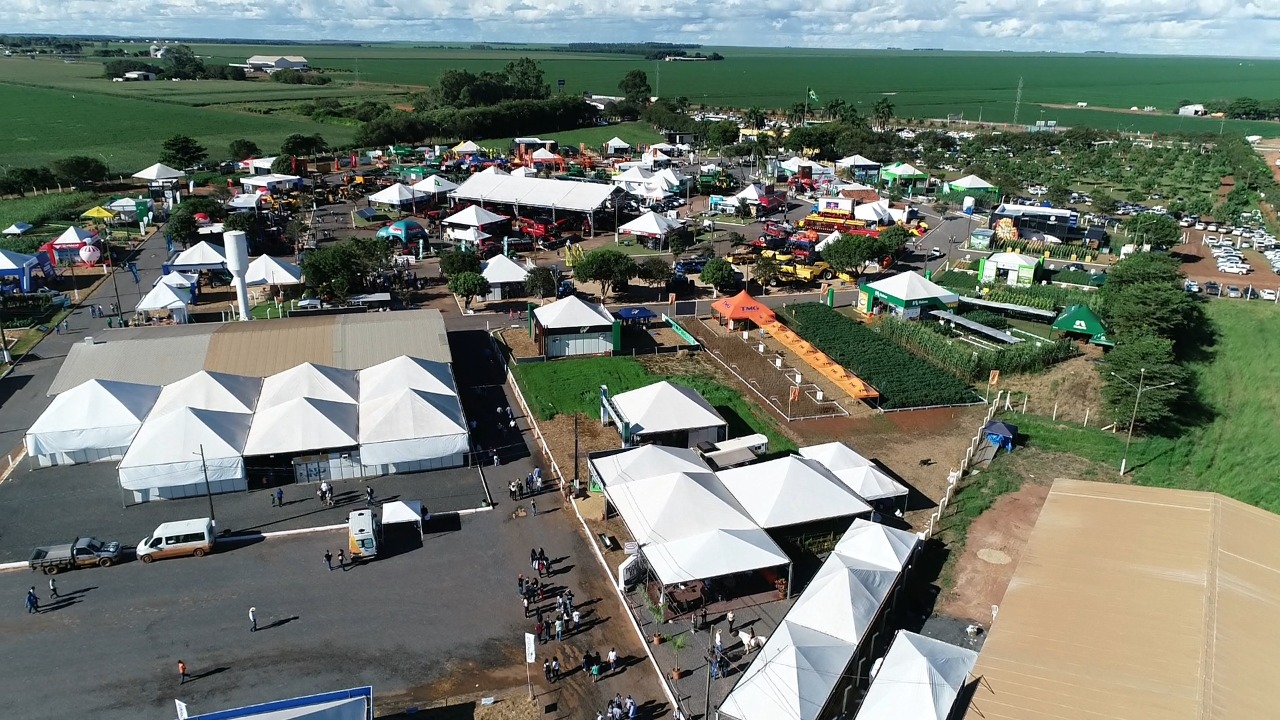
[
  {"left": 244, "top": 55, "right": 309, "bottom": 71},
  {"left": 601, "top": 380, "right": 728, "bottom": 448},
  {"left": 859, "top": 271, "right": 959, "bottom": 319},
  {"left": 479, "top": 254, "right": 529, "bottom": 302},
  {"left": 531, "top": 295, "right": 617, "bottom": 358},
  {"left": 122, "top": 70, "right": 156, "bottom": 81},
  {"left": 964, "top": 479, "right": 1280, "bottom": 720},
  {"left": 836, "top": 154, "right": 882, "bottom": 182},
  {"left": 449, "top": 173, "right": 620, "bottom": 219}
]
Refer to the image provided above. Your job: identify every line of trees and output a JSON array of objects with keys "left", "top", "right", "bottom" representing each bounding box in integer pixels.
[
  {"left": 103, "top": 45, "right": 245, "bottom": 81},
  {"left": 355, "top": 95, "right": 598, "bottom": 148}
]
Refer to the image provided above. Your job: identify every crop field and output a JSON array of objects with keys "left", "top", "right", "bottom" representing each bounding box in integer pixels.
[
  {"left": 1008, "top": 300, "right": 1280, "bottom": 513},
  {"left": 487, "top": 122, "right": 664, "bottom": 150}
]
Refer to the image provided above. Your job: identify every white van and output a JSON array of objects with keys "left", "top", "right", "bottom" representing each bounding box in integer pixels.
[
  {"left": 137, "top": 518, "right": 215, "bottom": 563},
  {"left": 348, "top": 510, "right": 380, "bottom": 562}
]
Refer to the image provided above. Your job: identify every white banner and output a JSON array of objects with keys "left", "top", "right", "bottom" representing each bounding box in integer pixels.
[
  {"left": 175, "top": 699, "right": 189, "bottom": 720},
  {"left": 524, "top": 632, "right": 537, "bottom": 663}
]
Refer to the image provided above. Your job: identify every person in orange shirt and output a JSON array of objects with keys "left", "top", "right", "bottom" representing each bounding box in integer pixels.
[{"left": 178, "top": 660, "right": 189, "bottom": 685}]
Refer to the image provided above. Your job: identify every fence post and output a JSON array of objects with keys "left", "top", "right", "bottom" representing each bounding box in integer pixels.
[{"left": 1083, "top": 408, "right": 1090, "bottom": 427}]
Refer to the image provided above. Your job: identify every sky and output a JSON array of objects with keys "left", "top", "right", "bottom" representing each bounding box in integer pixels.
[{"left": 2, "top": 0, "right": 1280, "bottom": 57}]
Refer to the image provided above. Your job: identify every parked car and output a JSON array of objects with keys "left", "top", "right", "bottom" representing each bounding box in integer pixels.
[
  {"left": 1227, "top": 285, "right": 1242, "bottom": 298},
  {"left": 1204, "top": 281, "right": 1221, "bottom": 295},
  {"left": 1222, "top": 265, "right": 1252, "bottom": 275},
  {"left": 1261, "top": 289, "right": 1277, "bottom": 301},
  {"left": 674, "top": 257, "right": 710, "bottom": 275},
  {"left": 1064, "top": 262, "right": 1086, "bottom": 272},
  {"left": 1184, "top": 280, "right": 1201, "bottom": 293},
  {"left": 29, "top": 536, "right": 123, "bottom": 574}
]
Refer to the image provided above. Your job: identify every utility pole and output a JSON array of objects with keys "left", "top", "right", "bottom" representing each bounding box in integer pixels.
[
  {"left": 1110, "top": 369, "right": 1177, "bottom": 476},
  {"left": 198, "top": 444, "right": 217, "bottom": 527}
]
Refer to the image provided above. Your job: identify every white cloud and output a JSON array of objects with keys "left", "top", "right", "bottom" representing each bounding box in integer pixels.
[{"left": 0, "top": 0, "right": 1277, "bottom": 55}]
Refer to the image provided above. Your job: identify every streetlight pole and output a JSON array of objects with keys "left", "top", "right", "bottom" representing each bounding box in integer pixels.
[
  {"left": 197, "top": 444, "right": 217, "bottom": 528},
  {"left": 1110, "top": 368, "right": 1177, "bottom": 475}
]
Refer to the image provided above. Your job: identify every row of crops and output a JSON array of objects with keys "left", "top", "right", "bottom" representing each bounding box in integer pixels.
[
  {"left": 780, "top": 304, "right": 977, "bottom": 409},
  {"left": 933, "top": 270, "right": 1102, "bottom": 311},
  {"left": 872, "top": 316, "right": 1080, "bottom": 382}
]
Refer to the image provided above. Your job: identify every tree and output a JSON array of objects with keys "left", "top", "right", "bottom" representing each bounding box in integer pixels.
[
  {"left": 618, "top": 70, "right": 652, "bottom": 104},
  {"left": 1100, "top": 252, "right": 1184, "bottom": 300},
  {"left": 575, "top": 248, "right": 637, "bottom": 299},
  {"left": 742, "top": 107, "right": 766, "bottom": 130},
  {"left": 440, "top": 250, "right": 483, "bottom": 277},
  {"left": 667, "top": 234, "right": 688, "bottom": 257},
  {"left": 638, "top": 257, "right": 673, "bottom": 294},
  {"left": 1104, "top": 282, "right": 1205, "bottom": 353},
  {"left": 1122, "top": 214, "right": 1181, "bottom": 248},
  {"left": 872, "top": 98, "right": 895, "bottom": 130},
  {"left": 228, "top": 139, "right": 261, "bottom": 161},
  {"left": 159, "top": 135, "right": 207, "bottom": 169},
  {"left": 699, "top": 258, "right": 738, "bottom": 291},
  {"left": 222, "top": 212, "right": 263, "bottom": 252},
  {"left": 1092, "top": 193, "right": 1117, "bottom": 214},
  {"left": 280, "top": 133, "right": 327, "bottom": 157},
  {"left": 448, "top": 272, "right": 490, "bottom": 309},
  {"left": 705, "top": 120, "right": 740, "bottom": 150},
  {"left": 525, "top": 266, "right": 557, "bottom": 299},
  {"left": 301, "top": 238, "right": 392, "bottom": 300},
  {"left": 271, "top": 155, "right": 296, "bottom": 174},
  {"left": 877, "top": 224, "right": 913, "bottom": 252},
  {"left": 1100, "top": 332, "right": 1189, "bottom": 433},
  {"left": 503, "top": 57, "right": 549, "bottom": 100},
  {"left": 164, "top": 44, "right": 205, "bottom": 80},
  {"left": 50, "top": 156, "right": 108, "bottom": 185},
  {"left": 1046, "top": 181, "right": 1071, "bottom": 207},
  {"left": 165, "top": 213, "right": 199, "bottom": 248},
  {"left": 824, "top": 98, "right": 847, "bottom": 120},
  {"left": 821, "top": 233, "right": 883, "bottom": 281},
  {"left": 752, "top": 254, "right": 782, "bottom": 290}
]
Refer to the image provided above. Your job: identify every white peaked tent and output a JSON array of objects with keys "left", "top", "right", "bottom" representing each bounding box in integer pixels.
[
  {"left": 135, "top": 282, "right": 190, "bottom": 322},
  {"left": 452, "top": 140, "right": 482, "bottom": 153},
  {"left": 358, "top": 356, "right": 456, "bottom": 402},
  {"left": 865, "top": 271, "right": 960, "bottom": 307},
  {"left": 451, "top": 226, "right": 491, "bottom": 244},
  {"left": 151, "top": 370, "right": 262, "bottom": 416},
  {"left": 649, "top": 142, "right": 676, "bottom": 152},
  {"left": 534, "top": 295, "right": 614, "bottom": 329},
  {"left": 482, "top": 254, "right": 529, "bottom": 284},
  {"left": 531, "top": 148, "right": 559, "bottom": 161},
  {"left": 641, "top": 185, "right": 671, "bottom": 200},
  {"left": 605, "top": 137, "right": 631, "bottom": 152},
  {"left": 619, "top": 211, "right": 681, "bottom": 238},
  {"left": 832, "top": 518, "right": 918, "bottom": 569},
  {"left": 171, "top": 240, "right": 227, "bottom": 270},
  {"left": 735, "top": 183, "right": 768, "bottom": 203},
  {"left": 118, "top": 408, "right": 252, "bottom": 499},
  {"left": 613, "top": 166, "right": 653, "bottom": 183},
  {"left": 244, "top": 255, "right": 303, "bottom": 286},
  {"left": 3, "top": 222, "right": 33, "bottom": 236},
  {"left": 158, "top": 271, "right": 197, "bottom": 289},
  {"left": 786, "top": 557, "right": 900, "bottom": 644},
  {"left": 443, "top": 205, "right": 506, "bottom": 227},
  {"left": 854, "top": 631, "right": 978, "bottom": 720},
  {"left": 946, "top": 174, "right": 995, "bottom": 191},
  {"left": 412, "top": 175, "right": 458, "bottom": 194},
  {"left": 0, "top": 249, "right": 36, "bottom": 271},
  {"left": 258, "top": 363, "right": 358, "bottom": 410},
  {"left": 53, "top": 226, "right": 97, "bottom": 247},
  {"left": 25, "top": 379, "right": 161, "bottom": 467},
  {"left": 655, "top": 167, "right": 685, "bottom": 186},
  {"left": 836, "top": 154, "right": 880, "bottom": 168},
  {"left": 611, "top": 381, "right": 726, "bottom": 440},
  {"left": 718, "top": 621, "right": 857, "bottom": 720},
  {"left": 643, "top": 528, "right": 791, "bottom": 586},
  {"left": 357, "top": 388, "right": 469, "bottom": 466},
  {"left": 799, "top": 442, "right": 907, "bottom": 501},
  {"left": 368, "top": 183, "right": 426, "bottom": 206},
  {"left": 476, "top": 165, "right": 509, "bottom": 177},
  {"left": 717, "top": 456, "right": 871, "bottom": 528},
  {"left": 244, "top": 397, "right": 359, "bottom": 455},
  {"left": 509, "top": 166, "right": 538, "bottom": 178},
  {"left": 854, "top": 199, "right": 894, "bottom": 224},
  {"left": 382, "top": 499, "right": 425, "bottom": 534},
  {"left": 605, "top": 471, "right": 756, "bottom": 546},
  {"left": 591, "top": 445, "right": 711, "bottom": 488},
  {"left": 132, "top": 163, "right": 184, "bottom": 182},
  {"left": 814, "top": 230, "right": 842, "bottom": 253}
]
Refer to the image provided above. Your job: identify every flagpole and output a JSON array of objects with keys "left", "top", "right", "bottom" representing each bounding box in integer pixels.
[{"left": 804, "top": 87, "right": 809, "bottom": 128}]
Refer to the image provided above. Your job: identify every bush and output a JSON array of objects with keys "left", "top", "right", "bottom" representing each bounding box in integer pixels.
[
  {"left": 958, "top": 309, "right": 1009, "bottom": 329},
  {"left": 781, "top": 304, "right": 976, "bottom": 408}
]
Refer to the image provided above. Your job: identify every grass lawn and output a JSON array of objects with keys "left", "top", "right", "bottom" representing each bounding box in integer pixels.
[
  {"left": 250, "top": 299, "right": 301, "bottom": 319},
  {"left": 512, "top": 355, "right": 796, "bottom": 453},
  {"left": 0, "top": 191, "right": 104, "bottom": 239},
  {"left": 1005, "top": 300, "right": 1280, "bottom": 513}
]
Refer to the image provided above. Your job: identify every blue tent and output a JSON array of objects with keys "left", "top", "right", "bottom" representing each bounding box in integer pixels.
[
  {"left": 0, "top": 249, "right": 39, "bottom": 292},
  {"left": 376, "top": 220, "right": 428, "bottom": 243},
  {"left": 615, "top": 307, "right": 657, "bottom": 321},
  {"left": 982, "top": 419, "right": 1017, "bottom": 452}
]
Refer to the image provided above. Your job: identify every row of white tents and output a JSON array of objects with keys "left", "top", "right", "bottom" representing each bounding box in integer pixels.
[{"left": 25, "top": 356, "right": 469, "bottom": 502}]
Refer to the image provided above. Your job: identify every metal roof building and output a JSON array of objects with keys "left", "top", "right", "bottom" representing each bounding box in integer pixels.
[
  {"left": 965, "top": 478, "right": 1280, "bottom": 720},
  {"left": 450, "top": 174, "right": 620, "bottom": 213}
]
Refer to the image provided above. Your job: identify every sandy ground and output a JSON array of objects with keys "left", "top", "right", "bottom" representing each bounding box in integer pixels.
[
  {"left": 1174, "top": 236, "right": 1280, "bottom": 290},
  {"left": 993, "top": 353, "right": 1107, "bottom": 426}
]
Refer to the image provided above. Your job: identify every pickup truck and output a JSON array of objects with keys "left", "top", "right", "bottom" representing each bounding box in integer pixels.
[{"left": 29, "top": 537, "right": 123, "bottom": 574}]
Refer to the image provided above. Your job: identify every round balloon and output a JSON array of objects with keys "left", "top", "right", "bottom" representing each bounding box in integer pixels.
[{"left": 78, "top": 244, "right": 101, "bottom": 264}]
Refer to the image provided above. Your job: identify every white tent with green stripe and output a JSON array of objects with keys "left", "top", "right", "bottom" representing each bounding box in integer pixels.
[{"left": 860, "top": 271, "right": 959, "bottom": 318}]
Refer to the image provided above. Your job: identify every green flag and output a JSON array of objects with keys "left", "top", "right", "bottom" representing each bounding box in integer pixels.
[{"left": 808, "top": 88, "right": 819, "bottom": 103}]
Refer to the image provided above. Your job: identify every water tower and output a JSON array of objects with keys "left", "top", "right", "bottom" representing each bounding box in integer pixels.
[{"left": 223, "top": 230, "right": 251, "bottom": 321}]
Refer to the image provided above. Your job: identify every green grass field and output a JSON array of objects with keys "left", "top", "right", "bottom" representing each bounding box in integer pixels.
[
  {"left": 1008, "top": 300, "right": 1280, "bottom": 513},
  {"left": 511, "top": 355, "right": 796, "bottom": 453},
  {"left": 486, "top": 122, "right": 663, "bottom": 150}
]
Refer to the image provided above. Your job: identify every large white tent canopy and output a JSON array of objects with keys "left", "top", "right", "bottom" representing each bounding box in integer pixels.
[
  {"left": 25, "top": 379, "right": 160, "bottom": 465},
  {"left": 644, "top": 528, "right": 791, "bottom": 586},
  {"left": 368, "top": 183, "right": 427, "bottom": 206},
  {"left": 799, "top": 442, "right": 907, "bottom": 500},
  {"left": 718, "top": 620, "right": 855, "bottom": 720},
  {"left": 244, "top": 255, "right": 303, "bottom": 286},
  {"left": 443, "top": 204, "right": 506, "bottom": 228},
  {"left": 592, "top": 445, "right": 711, "bottom": 488},
  {"left": 157, "top": 271, "right": 198, "bottom": 289},
  {"left": 133, "top": 163, "right": 184, "bottom": 182},
  {"left": 854, "top": 631, "right": 977, "bottom": 720},
  {"left": 452, "top": 140, "right": 482, "bottom": 153},
  {"left": 244, "top": 397, "right": 359, "bottom": 455},
  {"left": 382, "top": 499, "right": 425, "bottom": 533},
  {"left": 865, "top": 271, "right": 960, "bottom": 306},
  {"left": 450, "top": 174, "right": 619, "bottom": 213},
  {"left": 481, "top": 254, "right": 530, "bottom": 284},
  {"left": 118, "top": 407, "right": 251, "bottom": 492},
  {"left": 3, "top": 222, "right": 33, "bottom": 236},
  {"left": 534, "top": 295, "right": 614, "bottom": 329},
  {"left": 611, "top": 381, "right": 725, "bottom": 437},
  {"left": 412, "top": 175, "right": 458, "bottom": 194},
  {"left": 136, "top": 281, "right": 190, "bottom": 315},
  {"left": 357, "top": 388, "right": 468, "bottom": 465},
  {"left": 358, "top": 356, "right": 456, "bottom": 403},
  {"left": 717, "top": 456, "right": 871, "bottom": 528},
  {"left": 151, "top": 370, "right": 261, "bottom": 416},
  {"left": 258, "top": 363, "right": 358, "bottom": 409},
  {"left": 170, "top": 241, "right": 227, "bottom": 271},
  {"left": 607, "top": 471, "right": 757, "bottom": 546},
  {"left": 53, "top": 226, "right": 97, "bottom": 247},
  {"left": 619, "top": 211, "right": 682, "bottom": 238}
]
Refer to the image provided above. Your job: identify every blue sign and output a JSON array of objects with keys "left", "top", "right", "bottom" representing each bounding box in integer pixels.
[{"left": 128, "top": 261, "right": 140, "bottom": 284}]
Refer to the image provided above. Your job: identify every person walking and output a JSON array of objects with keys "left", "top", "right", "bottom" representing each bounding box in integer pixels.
[
  {"left": 726, "top": 609, "right": 735, "bottom": 634},
  {"left": 178, "top": 660, "right": 189, "bottom": 685},
  {"left": 523, "top": 596, "right": 531, "bottom": 617},
  {"left": 48, "top": 577, "right": 58, "bottom": 599},
  {"left": 607, "top": 647, "right": 618, "bottom": 673},
  {"left": 542, "top": 659, "right": 552, "bottom": 682},
  {"left": 530, "top": 548, "right": 538, "bottom": 570},
  {"left": 714, "top": 629, "right": 722, "bottom": 655},
  {"left": 337, "top": 549, "right": 346, "bottom": 570},
  {"left": 530, "top": 499, "right": 537, "bottom": 516},
  {"left": 25, "top": 587, "right": 38, "bottom": 614},
  {"left": 550, "top": 657, "right": 560, "bottom": 683},
  {"left": 535, "top": 619, "right": 545, "bottom": 645},
  {"left": 365, "top": 485, "right": 375, "bottom": 506},
  {"left": 275, "top": 488, "right": 284, "bottom": 508},
  {"left": 249, "top": 606, "right": 257, "bottom": 632},
  {"left": 554, "top": 617, "right": 564, "bottom": 642},
  {"left": 572, "top": 609, "right": 581, "bottom": 633},
  {"left": 324, "top": 550, "right": 333, "bottom": 571}
]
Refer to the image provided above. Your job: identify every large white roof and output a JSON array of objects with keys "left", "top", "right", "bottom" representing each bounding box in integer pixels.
[
  {"left": 357, "top": 356, "right": 456, "bottom": 402},
  {"left": 0, "top": 249, "right": 36, "bottom": 270},
  {"left": 412, "top": 174, "right": 458, "bottom": 193},
  {"left": 243, "top": 397, "right": 358, "bottom": 455},
  {"left": 132, "top": 162, "right": 184, "bottom": 181},
  {"left": 787, "top": 560, "right": 900, "bottom": 644},
  {"left": 244, "top": 255, "right": 303, "bottom": 286},
  {"left": 854, "top": 631, "right": 977, "bottom": 720},
  {"left": 481, "top": 254, "right": 530, "bottom": 284},
  {"left": 258, "top": 362, "right": 358, "bottom": 409},
  {"left": 619, "top": 211, "right": 681, "bottom": 238},
  {"left": 171, "top": 240, "right": 227, "bottom": 270},
  {"left": 368, "top": 183, "right": 427, "bottom": 205},
  {"left": 644, "top": 527, "right": 790, "bottom": 586},
  {"left": 612, "top": 381, "right": 726, "bottom": 436},
  {"left": 531, "top": 148, "right": 559, "bottom": 161},
  {"left": 836, "top": 154, "right": 880, "bottom": 167},
  {"left": 865, "top": 271, "right": 959, "bottom": 304},
  {"left": 25, "top": 379, "right": 160, "bottom": 456},
  {"left": 718, "top": 620, "right": 856, "bottom": 720},
  {"left": 947, "top": 173, "right": 995, "bottom": 190},
  {"left": 533, "top": 295, "right": 614, "bottom": 329},
  {"left": 152, "top": 370, "right": 261, "bottom": 415},
  {"left": 53, "top": 226, "right": 97, "bottom": 247},
  {"left": 606, "top": 471, "right": 756, "bottom": 546},
  {"left": 717, "top": 456, "right": 871, "bottom": 528},
  {"left": 452, "top": 140, "right": 482, "bottom": 153},
  {"left": 832, "top": 518, "right": 919, "bottom": 570},
  {"left": 799, "top": 442, "right": 907, "bottom": 500},
  {"left": 443, "top": 204, "right": 506, "bottom": 227},
  {"left": 357, "top": 388, "right": 467, "bottom": 446},
  {"left": 614, "top": 166, "right": 654, "bottom": 183},
  {"left": 606, "top": 136, "right": 630, "bottom": 149},
  {"left": 118, "top": 407, "right": 251, "bottom": 490},
  {"left": 450, "top": 174, "right": 619, "bottom": 213},
  {"left": 135, "top": 281, "right": 189, "bottom": 312},
  {"left": 591, "top": 445, "right": 711, "bottom": 487}
]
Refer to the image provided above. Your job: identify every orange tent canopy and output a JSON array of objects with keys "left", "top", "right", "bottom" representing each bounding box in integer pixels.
[{"left": 712, "top": 290, "right": 776, "bottom": 322}]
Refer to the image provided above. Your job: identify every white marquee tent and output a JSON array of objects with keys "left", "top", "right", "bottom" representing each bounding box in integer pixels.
[
  {"left": 718, "top": 620, "right": 856, "bottom": 720},
  {"left": 170, "top": 241, "right": 227, "bottom": 271},
  {"left": 854, "top": 631, "right": 978, "bottom": 720},
  {"left": 531, "top": 148, "right": 560, "bottom": 162},
  {"left": 451, "top": 173, "right": 619, "bottom": 214},
  {"left": 452, "top": 140, "right": 482, "bottom": 153},
  {"left": 157, "top": 271, "right": 198, "bottom": 289},
  {"left": 854, "top": 199, "right": 895, "bottom": 224},
  {"left": 717, "top": 456, "right": 871, "bottom": 528},
  {"left": 443, "top": 205, "right": 506, "bottom": 228},
  {"left": 533, "top": 295, "right": 614, "bottom": 330},
  {"left": 358, "top": 388, "right": 468, "bottom": 468},
  {"left": 3, "top": 222, "right": 33, "bottom": 236},
  {"left": 481, "top": 254, "right": 530, "bottom": 285},
  {"left": 605, "top": 137, "right": 631, "bottom": 152},
  {"left": 643, "top": 528, "right": 791, "bottom": 586},
  {"left": 619, "top": 211, "right": 681, "bottom": 238},
  {"left": 151, "top": 370, "right": 262, "bottom": 416},
  {"left": 368, "top": 183, "right": 427, "bottom": 206},
  {"left": 591, "top": 445, "right": 711, "bottom": 488},
  {"left": 382, "top": 499, "right": 425, "bottom": 534},
  {"left": 25, "top": 379, "right": 161, "bottom": 467},
  {"left": 136, "top": 281, "right": 190, "bottom": 321},
  {"left": 944, "top": 174, "right": 995, "bottom": 192},
  {"left": 358, "top": 356, "right": 456, "bottom": 402},
  {"left": 133, "top": 163, "right": 184, "bottom": 182},
  {"left": 53, "top": 226, "right": 97, "bottom": 247},
  {"left": 118, "top": 407, "right": 252, "bottom": 500},
  {"left": 244, "top": 397, "right": 359, "bottom": 456},
  {"left": 412, "top": 175, "right": 458, "bottom": 194},
  {"left": 836, "top": 154, "right": 880, "bottom": 169},
  {"left": 450, "top": 226, "right": 491, "bottom": 244},
  {"left": 785, "top": 557, "right": 901, "bottom": 645},
  {"left": 799, "top": 442, "right": 907, "bottom": 501},
  {"left": 244, "top": 255, "right": 303, "bottom": 286},
  {"left": 611, "top": 381, "right": 726, "bottom": 441},
  {"left": 258, "top": 363, "right": 358, "bottom": 410},
  {"left": 607, "top": 471, "right": 756, "bottom": 546}
]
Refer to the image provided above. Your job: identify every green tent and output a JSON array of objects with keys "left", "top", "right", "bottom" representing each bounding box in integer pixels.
[{"left": 1052, "top": 305, "right": 1112, "bottom": 346}]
